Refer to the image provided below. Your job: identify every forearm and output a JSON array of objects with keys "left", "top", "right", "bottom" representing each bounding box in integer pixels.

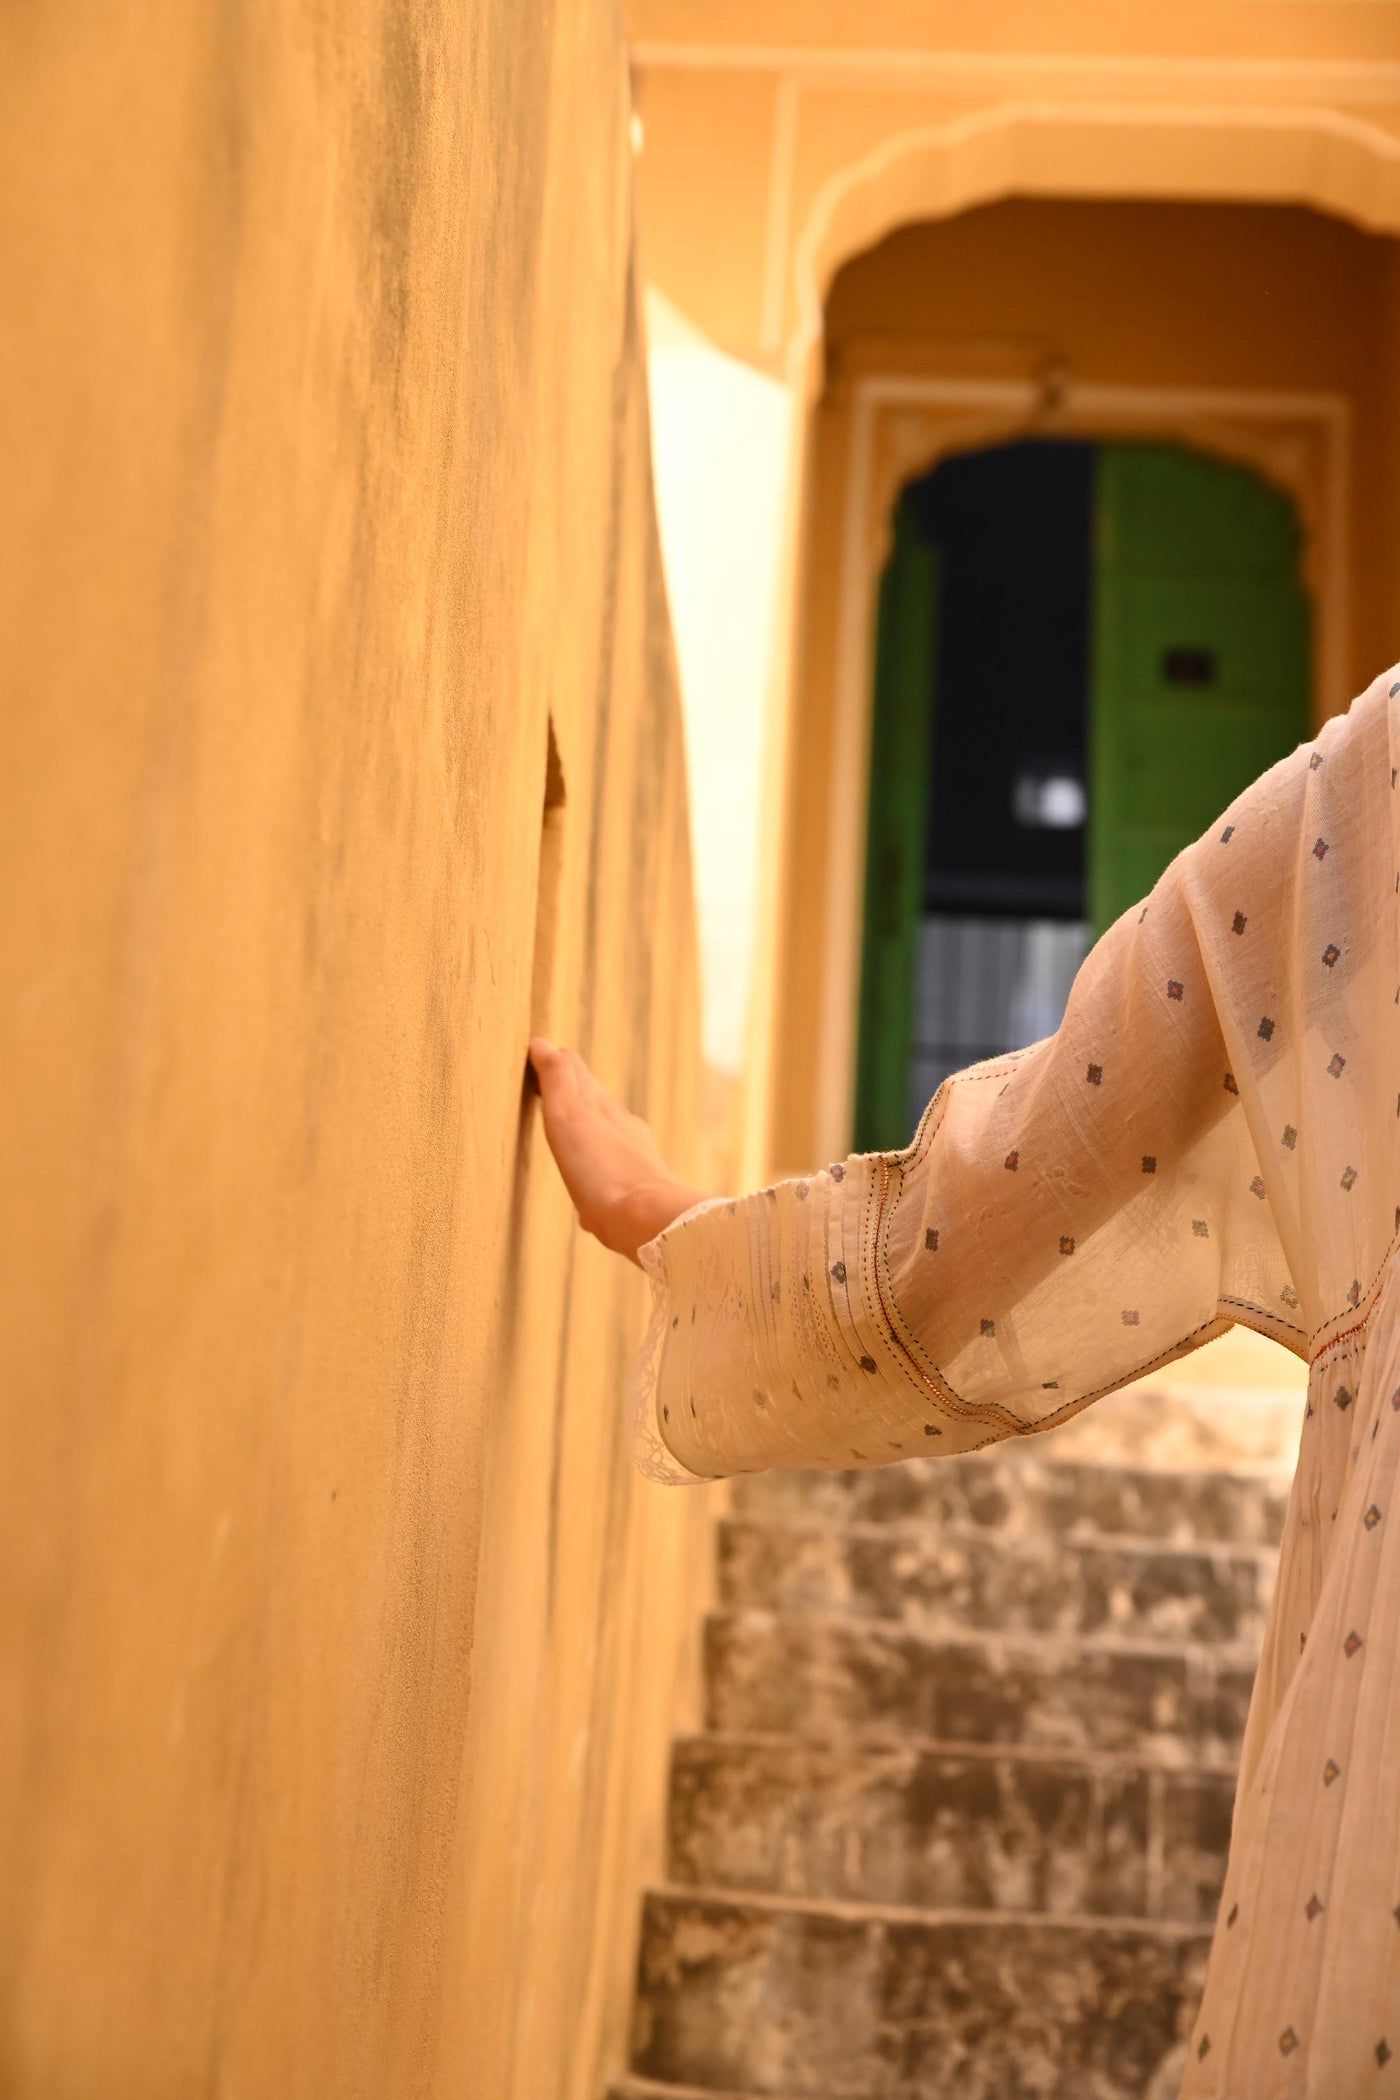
[{"left": 603, "top": 1178, "right": 713, "bottom": 1265}]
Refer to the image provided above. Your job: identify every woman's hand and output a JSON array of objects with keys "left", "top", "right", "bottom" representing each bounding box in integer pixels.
[{"left": 528, "top": 1038, "right": 711, "bottom": 1264}]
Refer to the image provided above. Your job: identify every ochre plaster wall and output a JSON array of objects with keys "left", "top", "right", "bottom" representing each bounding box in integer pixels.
[
  {"left": 630, "top": 0, "right": 1400, "bottom": 56},
  {"left": 0, "top": 6, "right": 711, "bottom": 2098},
  {"left": 770, "top": 199, "right": 1400, "bottom": 1172}
]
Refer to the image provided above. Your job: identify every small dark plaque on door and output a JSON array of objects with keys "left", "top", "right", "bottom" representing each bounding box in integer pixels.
[{"left": 1162, "top": 646, "right": 1218, "bottom": 687}]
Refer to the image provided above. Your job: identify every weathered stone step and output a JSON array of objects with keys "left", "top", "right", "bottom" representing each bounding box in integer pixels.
[
  {"left": 705, "top": 1611, "right": 1256, "bottom": 1763},
  {"left": 630, "top": 1887, "right": 1208, "bottom": 2100},
  {"left": 718, "top": 1517, "right": 1274, "bottom": 1646},
  {"left": 729, "top": 1452, "right": 1289, "bottom": 1549},
  {"left": 668, "top": 1734, "right": 1235, "bottom": 1925}
]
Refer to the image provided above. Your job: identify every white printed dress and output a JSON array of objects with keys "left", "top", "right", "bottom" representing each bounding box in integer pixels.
[{"left": 633, "top": 667, "right": 1400, "bottom": 2097}]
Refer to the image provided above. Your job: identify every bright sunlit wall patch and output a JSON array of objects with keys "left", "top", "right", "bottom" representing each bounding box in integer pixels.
[{"left": 644, "top": 288, "right": 792, "bottom": 1075}]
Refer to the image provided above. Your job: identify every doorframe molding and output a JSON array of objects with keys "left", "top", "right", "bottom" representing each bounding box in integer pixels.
[{"left": 814, "top": 371, "right": 1352, "bottom": 1162}]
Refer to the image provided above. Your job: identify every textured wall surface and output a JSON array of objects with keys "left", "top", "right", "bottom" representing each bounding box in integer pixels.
[{"left": 0, "top": 6, "right": 710, "bottom": 2097}]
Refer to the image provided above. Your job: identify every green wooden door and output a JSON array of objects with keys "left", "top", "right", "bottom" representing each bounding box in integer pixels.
[
  {"left": 1087, "top": 443, "right": 1311, "bottom": 932},
  {"left": 853, "top": 495, "right": 939, "bottom": 1153}
]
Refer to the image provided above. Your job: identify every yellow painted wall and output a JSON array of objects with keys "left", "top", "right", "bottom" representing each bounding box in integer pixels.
[
  {"left": 770, "top": 198, "right": 1400, "bottom": 1172},
  {"left": 0, "top": 6, "right": 712, "bottom": 2098},
  {"left": 631, "top": 0, "right": 1400, "bottom": 59}
]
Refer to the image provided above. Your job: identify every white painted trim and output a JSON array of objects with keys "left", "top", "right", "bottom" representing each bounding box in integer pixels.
[
  {"left": 632, "top": 45, "right": 1400, "bottom": 99},
  {"left": 815, "top": 374, "right": 1352, "bottom": 1160}
]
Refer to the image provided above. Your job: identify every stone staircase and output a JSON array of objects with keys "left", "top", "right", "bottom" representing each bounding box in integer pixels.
[{"left": 609, "top": 1388, "right": 1296, "bottom": 2100}]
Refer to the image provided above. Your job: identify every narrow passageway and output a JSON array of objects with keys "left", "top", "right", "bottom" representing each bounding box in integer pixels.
[
  {"left": 15, "top": 10, "right": 1400, "bottom": 2098},
  {"left": 610, "top": 187, "right": 1329, "bottom": 2099},
  {"left": 612, "top": 1382, "right": 1295, "bottom": 2099}
]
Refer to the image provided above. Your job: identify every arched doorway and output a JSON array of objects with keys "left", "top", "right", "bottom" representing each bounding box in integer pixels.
[{"left": 854, "top": 439, "right": 1310, "bottom": 1152}]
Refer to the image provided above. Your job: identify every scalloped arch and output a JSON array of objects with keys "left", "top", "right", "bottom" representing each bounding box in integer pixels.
[{"left": 790, "top": 100, "right": 1400, "bottom": 370}]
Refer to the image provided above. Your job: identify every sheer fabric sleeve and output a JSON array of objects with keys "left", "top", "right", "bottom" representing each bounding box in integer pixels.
[{"left": 632, "top": 680, "right": 1395, "bottom": 1484}]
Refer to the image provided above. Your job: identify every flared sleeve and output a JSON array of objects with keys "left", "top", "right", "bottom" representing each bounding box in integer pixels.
[{"left": 633, "top": 675, "right": 1400, "bottom": 1484}]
